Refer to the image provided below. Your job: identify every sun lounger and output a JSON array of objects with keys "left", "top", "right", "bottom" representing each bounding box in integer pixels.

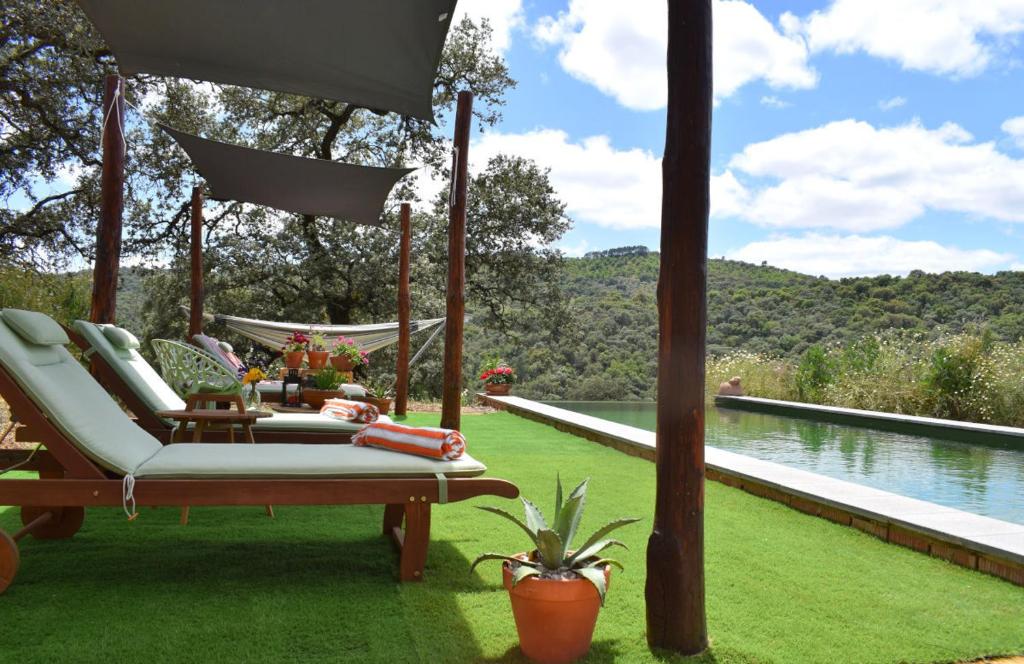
[
  {"left": 68, "top": 320, "right": 380, "bottom": 444},
  {"left": 0, "top": 309, "right": 518, "bottom": 592}
]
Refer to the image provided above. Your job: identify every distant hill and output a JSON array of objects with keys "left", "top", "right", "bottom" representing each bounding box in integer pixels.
[{"left": 507, "top": 247, "right": 1024, "bottom": 400}]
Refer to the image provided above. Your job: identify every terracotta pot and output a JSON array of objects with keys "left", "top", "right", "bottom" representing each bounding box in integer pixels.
[
  {"left": 302, "top": 388, "right": 343, "bottom": 409},
  {"left": 502, "top": 556, "right": 610, "bottom": 664},
  {"left": 284, "top": 350, "right": 305, "bottom": 369},
  {"left": 357, "top": 395, "right": 391, "bottom": 415},
  {"left": 307, "top": 350, "right": 329, "bottom": 371},
  {"left": 330, "top": 355, "right": 354, "bottom": 371},
  {"left": 485, "top": 383, "right": 512, "bottom": 396}
]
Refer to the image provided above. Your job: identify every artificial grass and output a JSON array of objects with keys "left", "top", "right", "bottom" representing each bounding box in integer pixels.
[{"left": 0, "top": 411, "right": 1021, "bottom": 663}]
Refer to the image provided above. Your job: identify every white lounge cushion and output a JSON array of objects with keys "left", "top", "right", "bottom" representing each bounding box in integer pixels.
[
  {"left": 0, "top": 313, "right": 163, "bottom": 475},
  {"left": 74, "top": 320, "right": 186, "bottom": 413},
  {"left": 252, "top": 412, "right": 392, "bottom": 433},
  {"left": 3, "top": 308, "right": 70, "bottom": 346},
  {"left": 135, "top": 443, "right": 487, "bottom": 479}
]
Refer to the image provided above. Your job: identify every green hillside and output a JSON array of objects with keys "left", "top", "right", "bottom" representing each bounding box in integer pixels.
[{"left": 502, "top": 247, "right": 1024, "bottom": 401}]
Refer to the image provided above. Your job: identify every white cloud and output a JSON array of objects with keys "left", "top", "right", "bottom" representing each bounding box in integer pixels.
[
  {"left": 414, "top": 128, "right": 741, "bottom": 230},
  {"left": 794, "top": 0, "right": 1024, "bottom": 77},
  {"left": 760, "top": 95, "right": 791, "bottom": 109},
  {"left": 722, "top": 119, "right": 1024, "bottom": 231},
  {"left": 729, "top": 233, "right": 1014, "bottom": 278},
  {"left": 534, "top": 0, "right": 817, "bottom": 110},
  {"left": 877, "top": 96, "right": 907, "bottom": 111},
  {"left": 1004, "top": 116, "right": 1024, "bottom": 149},
  {"left": 558, "top": 239, "right": 590, "bottom": 257},
  {"left": 456, "top": 0, "right": 524, "bottom": 54},
  {"left": 470, "top": 129, "right": 662, "bottom": 228}
]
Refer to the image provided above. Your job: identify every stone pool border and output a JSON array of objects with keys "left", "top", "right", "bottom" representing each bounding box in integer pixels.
[
  {"left": 479, "top": 394, "right": 1024, "bottom": 588},
  {"left": 715, "top": 395, "right": 1024, "bottom": 447}
]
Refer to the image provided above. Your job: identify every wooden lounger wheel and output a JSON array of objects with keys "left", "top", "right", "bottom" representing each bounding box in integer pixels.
[
  {"left": 20, "top": 506, "right": 85, "bottom": 540},
  {"left": 0, "top": 531, "right": 18, "bottom": 594}
]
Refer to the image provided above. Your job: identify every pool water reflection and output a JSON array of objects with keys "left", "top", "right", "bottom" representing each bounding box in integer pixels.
[{"left": 545, "top": 401, "right": 1024, "bottom": 525}]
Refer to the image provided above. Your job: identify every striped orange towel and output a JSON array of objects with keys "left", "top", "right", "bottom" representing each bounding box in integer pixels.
[
  {"left": 320, "top": 398, "right": 379, "bottom": 424},
  {"left": 351, "top": 422, "right": 466, "bottom": 460}
]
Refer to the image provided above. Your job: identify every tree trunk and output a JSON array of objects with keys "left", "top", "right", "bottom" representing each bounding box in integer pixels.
[
  {"left": 188, "top": 186, "right": 204, "bottom": 338},
  {"left": 440, "top": 91, "right": 473, "bottom": 430},
  {"left": 395, "top": 203, "right": 412, "bottom": 416},
  {"left": 89, "top": 74, "right": 126, "bottom": 324},
  {"left": 645, "top": 0, "right": 711, "bottom": 656}
]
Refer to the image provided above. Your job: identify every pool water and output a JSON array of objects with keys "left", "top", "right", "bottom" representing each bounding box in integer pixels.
[{"left": 546, "top": 401, "right": 1024, "bottom": 525}]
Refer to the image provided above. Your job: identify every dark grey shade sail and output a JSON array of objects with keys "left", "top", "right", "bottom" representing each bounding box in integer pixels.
[
  {"left": 162, "top": 126, "right": 413, "bottom": 226},
  {"left": 77, "top": 0, "right": 457, "bottom": 121}
]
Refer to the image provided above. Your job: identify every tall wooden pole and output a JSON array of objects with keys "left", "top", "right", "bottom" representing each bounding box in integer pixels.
[
  {"left": 645, "top": 0, "right": 711, "bottom": 655},
  {"left": 188, "top": 185, "right": 205, "bottom": 339},
  {"left": 440, "top": 91, "right": 473, "bottom": 431},
  {"left": 89, "top": 74, "right": 126, "bottom": 324},
  {"left": 395, "top": 202, "right": 412, "bottom": 416}
]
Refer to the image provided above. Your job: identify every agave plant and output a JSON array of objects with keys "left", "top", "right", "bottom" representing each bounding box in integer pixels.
[{"left": 471, "top": 476, "right": 640, "bottom": 604}]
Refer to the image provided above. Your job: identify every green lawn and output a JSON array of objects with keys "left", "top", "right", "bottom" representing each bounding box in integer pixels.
[{"left": 1, "top": 411, "right": 1022, "bottom": 663}]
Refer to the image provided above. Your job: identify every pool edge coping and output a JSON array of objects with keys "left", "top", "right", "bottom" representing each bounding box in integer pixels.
[
  {"left": 715, "top": 395, "right": 1024, "bottom": 446},
  {"left": 479, "top": 393, "right": 1024, "bottom": 587}
]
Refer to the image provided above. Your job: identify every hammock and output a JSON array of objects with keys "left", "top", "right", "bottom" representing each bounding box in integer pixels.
[{"left": 204, "top": 311, "right": 446, "bottom": 354}]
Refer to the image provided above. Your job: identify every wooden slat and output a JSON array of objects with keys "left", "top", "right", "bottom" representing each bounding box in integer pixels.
[{"left": 0, "top": 477, "right": 518, "bottom": 507}]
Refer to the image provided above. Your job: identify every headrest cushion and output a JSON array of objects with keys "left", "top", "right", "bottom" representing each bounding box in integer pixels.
[
  {"left": 1, "top": 309, "right": 70, "bottom": 346},
  {"left": 102, "top": 325, "right": 141, "bottom": 350}
]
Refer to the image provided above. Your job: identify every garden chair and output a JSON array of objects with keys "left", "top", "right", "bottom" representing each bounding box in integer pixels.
[{"left": 68, "top": 321, "right": 379, "bottom": 444}]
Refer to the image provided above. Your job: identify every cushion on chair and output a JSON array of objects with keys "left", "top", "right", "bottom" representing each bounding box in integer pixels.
[
  {"left": 103, "top": 325, "right": 141, "bottom": 350},
  {"left": 2, "top": 308, "right": 70, "bottom": 346},
  {"left": 134, "top": 443, "right": 487, "bottom": 479},
  {"left": 0, "top": 312, "right": 164, "bottom": 475},
  {"left": 73, "top": 320, "right": 186, "bottom": 414}
]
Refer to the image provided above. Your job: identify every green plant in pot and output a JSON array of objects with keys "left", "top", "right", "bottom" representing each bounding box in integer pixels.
[
  {"left": 303, "top": 367, "right": 345, "bottom": 409},
  {"left": 359, "top": 377, "right": 394, "bottom": 415},
  {"left": 479, "top": 356, "right": 515, "bottom": 395},
  {"left": 306, "top": 333, "right": 330, "bottom": 370},
  {"left": 472, "top": 477, "right": 639, "bottom": 664}
]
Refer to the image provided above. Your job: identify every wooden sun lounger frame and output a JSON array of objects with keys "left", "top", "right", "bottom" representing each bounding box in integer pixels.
[
  {"left": 0, "top": 364, "right": 519, "bottom": 593},
  {"left": 40, "top": 327, "right": 351, "bottom": 445}
]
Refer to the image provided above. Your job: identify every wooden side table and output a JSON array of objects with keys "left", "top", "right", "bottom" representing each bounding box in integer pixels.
[{"left": 156, "top": 399, "right": 275, "bottom": 524}]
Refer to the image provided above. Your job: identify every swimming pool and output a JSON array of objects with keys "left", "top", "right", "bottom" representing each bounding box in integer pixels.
[{"left": 545, "top": 401, "right": 1024, "bottom": 525}]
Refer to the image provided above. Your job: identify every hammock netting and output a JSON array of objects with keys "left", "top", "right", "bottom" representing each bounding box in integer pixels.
[{"left": 207, "top": 312, "right": 445, "bottom": 354}]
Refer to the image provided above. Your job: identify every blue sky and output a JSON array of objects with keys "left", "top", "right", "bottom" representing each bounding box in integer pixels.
[{"left": 456, "top": 0, "right": 1024, "bottom": 277}]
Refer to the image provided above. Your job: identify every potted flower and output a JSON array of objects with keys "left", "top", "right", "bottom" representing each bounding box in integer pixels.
[
  {"left": 472, "top": 477, "right": 639, "bottom": 664},
  {"left": 282, "top": 331, "right": 308, "bottom": 369},
  {"left": 358, "top": 377, "right": 394, "bottom": 415},
  {"left": 330, "top": 336, "right": 369, "bottom": 372},
  {"left": 303, "top": 367, "right": 347, "bottom": 409},
  {"left": 480, "top": 358, "right": 516, "bottom": 396},
  {"left": 307, "top": 333, "right": 329, "bottom": 370}
]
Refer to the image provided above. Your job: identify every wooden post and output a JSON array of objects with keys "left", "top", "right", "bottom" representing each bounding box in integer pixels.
[
  {"left": 440, "top": 91, "right": 472, "bottom": 431},
  {"left": 645, "top": 0, "right": 711, "bottom": 656},
  {"left": 395, "top": 202, "right": 412, "bottom": 416},
  {"left": 188, "top": 186, "right": 205, "bottom": 339},
  {"left": 89, "top": 74, "right": 126, "bottom": 324}
]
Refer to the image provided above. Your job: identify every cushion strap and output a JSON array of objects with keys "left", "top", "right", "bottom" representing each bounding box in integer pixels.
[
  {"left": 82, "top": 347, "right": 96, "bottom": 360},
  {"left": 435, "top": 473, "right": 448, "bottom": 505}
]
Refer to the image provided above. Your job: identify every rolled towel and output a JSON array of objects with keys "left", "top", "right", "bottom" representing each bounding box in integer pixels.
[
  {"left": 351, "top": 422, "right": 466, "bottom": 460},
  {"left": 320, "top": 398, "right": 379, "bottom": 424}
]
